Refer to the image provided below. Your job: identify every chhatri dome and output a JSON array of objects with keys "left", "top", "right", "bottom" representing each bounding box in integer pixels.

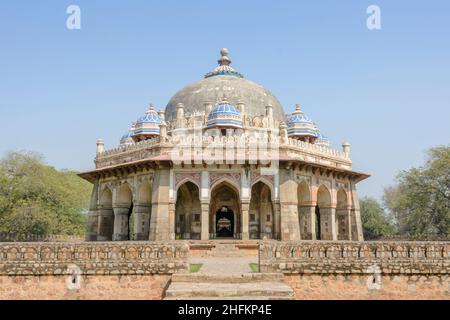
[
  {"left": 206, "top": 97, "right": 243, "bottom": 129},
  {"left": 165, "top": 48, "right": 285, "bottom": 121},
  {"left": 132, "top": 103, "right": 162, "bottom": 141}
]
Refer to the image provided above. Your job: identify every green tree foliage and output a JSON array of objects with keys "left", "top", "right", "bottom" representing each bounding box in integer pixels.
[
  {"left": 383, "top": 146, "right": 450, "bottom": 238},
  {"left": 0, "top": 151, "right": 91, "bottom": 237},
  {"left": 360, "top": 197, "right": 395, "bottom": 240}
]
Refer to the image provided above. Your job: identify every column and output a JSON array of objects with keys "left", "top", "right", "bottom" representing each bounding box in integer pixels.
[
  {"left": 347, "top": 209, "right": 352, "bottom": 240},
  {"left": 272, "top": 201, "right": 281, "bottom": 240},
  {"left": 86, "top": 181, "right": 99, "bottom": 241},
  {"left": 112, "top": 205, "right": 129, "bottom": 241},
  {"left": 319, "top": 207, "right": 337, "bottom": 240},
  {"left": 133, "top": 203, "right": 151, "bottom": 240},
  {"left": 279, "top": 169, "right": 301, "bottom": 241},
  {"left": 331, "top": 207, "right": 337, "bottom": 241},
  {"left": 200, "top": 171, "right": 210, "bottom": 240},
  {"left": 241, "top": 201, "right": 250, "bottom": 240},
  {"left": 298, "top": 205, "right": 316, "bottom": 240},
  {"left": 201, "top": 201, "right": 209, "bottom": 240},
  {"left": 350, "top": 184, "right": 364, "bottom": 241},
  {"left": 97, "top": 205, "right": 114, "bottom": 241},
  {"left": 168, "top": 202, "right": 175, "bottom": 240},
  {"left": 149, "top": 169, "right": 171, "bottom": 241},
  {"left": 184, "top": 204, "right": 191, "bottom": 239}
]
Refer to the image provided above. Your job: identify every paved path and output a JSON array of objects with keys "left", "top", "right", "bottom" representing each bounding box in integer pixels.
[{"left": 189, "top": 256, "right": 258, "bottom": 274}]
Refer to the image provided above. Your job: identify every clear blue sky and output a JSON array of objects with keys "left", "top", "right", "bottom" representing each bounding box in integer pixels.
[{"left": 1, "top": 1, "right": 449, "bottom": 200}]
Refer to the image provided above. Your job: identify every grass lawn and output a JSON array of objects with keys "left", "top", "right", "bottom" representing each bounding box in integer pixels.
[
  {"left": 249, "top": 263, "right": 259, "bottom": 272},
  {"left": 189, "top": 263, "right": 203, "bottom": 273}
]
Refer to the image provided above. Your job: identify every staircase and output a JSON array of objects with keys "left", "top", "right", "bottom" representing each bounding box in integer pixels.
[
  {"left": 164, "top": 273, "right": 295, "bottom": 300},
  {"left": 206, "top": 243, "right": 244, "bottom": 257}
]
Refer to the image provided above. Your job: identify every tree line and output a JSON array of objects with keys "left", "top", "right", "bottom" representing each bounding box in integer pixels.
[
  {"left": 0, "top": 151, "right": 91, "bottom": 240},
  {"left": 360, "top": 145, "right": 449, "bottom": 240}
]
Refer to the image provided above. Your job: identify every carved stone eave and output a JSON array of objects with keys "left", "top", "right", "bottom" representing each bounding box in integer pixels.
[{"left": 279, "top": 160, "right": 370, "bottom": 183}]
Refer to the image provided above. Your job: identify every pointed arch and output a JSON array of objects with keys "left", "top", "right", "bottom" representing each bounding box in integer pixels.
[
  {"left": 97, "top": 186, "right": 114, "bottom": 241},
  {"left": 99, "top": 186, "right": 113, "bottom": 207},
  {"left": 251, "top": 177, "right": 275, "bottom": 201},
  {"left": 116, "top": 182, "right": 133, "bottom": 206},
  {"left": 209, "top": 178, "right": 240, "bottom": 199},
  {"left": 336, "top": 188, "right": 351, "bottom": 240},
  {"left": 317, "top": 185, "right": 332, "bottom": 207},
  {"left": 175, "top": 181, "right": 201, "bottom": 239},
  {"left": 175, "top": 178, "right": 200, "bottom": 199},
  {"left": 336, "top": 188, "right": 348, "bottom": 209},
  {"left": 297, "top": 180, "right": 311, "bottom": 205},
  {"left": 297, "top": 181, "right": 313, "bottom": 240},
  {"left": 210, "top": 180, "right": 241, "bottom": 238},
  {"left": 249, "top": 181, "right": 275, "bottom": 239}
]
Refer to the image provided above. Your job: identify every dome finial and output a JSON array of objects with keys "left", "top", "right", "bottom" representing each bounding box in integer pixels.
[
  {"left": 218, "top": 48, "right": 231, "bottom": 66},
  {"left": 295, "top": 104, "right": 301, "bottom": 111}
]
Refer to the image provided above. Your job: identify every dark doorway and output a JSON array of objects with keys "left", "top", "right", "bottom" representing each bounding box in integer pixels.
[
  {"left": 216, "top": 206, "right": 234, "bottom": 238},
  {"left": 315, "top": 206, "right": 321, "bottom": 240}
]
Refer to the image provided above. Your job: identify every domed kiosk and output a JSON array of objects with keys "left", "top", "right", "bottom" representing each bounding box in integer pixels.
[{"left": 80, "top": 48, "right": 369, "bottom": 243}]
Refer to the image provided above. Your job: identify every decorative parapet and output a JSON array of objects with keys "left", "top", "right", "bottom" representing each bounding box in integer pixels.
[
  {"left": 259, "top": 241, "right": 450, "bottom": 275},
  {"left": 0, "top": 242, "right": 189, "bottom": 275},
  {"left": 94, "top": 132, "right": 351, "bottom": 170}
]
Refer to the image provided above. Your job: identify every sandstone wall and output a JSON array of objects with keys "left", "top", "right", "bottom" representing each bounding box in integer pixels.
[
  {"left": 260, "top": 241, "right": 450, "bottom": 299},
  {"left": 284, "top": 274, "right": 449, "bottom": 300},
  {"left": 0, "top": 242, "right": 188, "bottom": 300}
]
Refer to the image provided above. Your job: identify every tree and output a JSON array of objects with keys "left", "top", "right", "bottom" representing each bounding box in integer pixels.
[
  {"left": 360, "top": 197, "right": 394, "bottom": 240},
  {"left": 383, "top": 145, "right": 450, "bottom": 238},
  {"left": 0, "top": 151, "right": 91, "bottom": 238}
]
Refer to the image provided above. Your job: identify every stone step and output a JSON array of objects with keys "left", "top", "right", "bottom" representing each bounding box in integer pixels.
[
  {"left": 171, "top": 273, "right": 284, "bottom": 283},
  {"left": 164, "top": 282, "right": 294, "bottom": 299},
  {"left": 206, "top": 251, "right": 244, "bottom": 258}
]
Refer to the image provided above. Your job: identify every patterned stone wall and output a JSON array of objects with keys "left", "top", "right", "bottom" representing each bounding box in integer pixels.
[
  {"left": 259, "top": 241, "right": 450, "bottom": 274},
  {"left": 260, "top": 241, "right": 450, "bottom": 299},
  {"left": 0, "top": 242, "right": 189, "bottom": 275}
]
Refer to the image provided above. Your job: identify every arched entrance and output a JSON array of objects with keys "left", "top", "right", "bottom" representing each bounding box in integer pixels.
[
  {"left": 316, "top": 185, "right": 332, "bottom": 240},
  {"left": 215, "top": 206, "right": 234, "bottom": 238},
  {"left": 175, "top": 181, "right": 201, "bottom": 240},
  {"left": 249, "top": 181, "right": 274, "bottom": 239},
  {"left": 210, "top": 181, "right": 240, "bottom": 239}
]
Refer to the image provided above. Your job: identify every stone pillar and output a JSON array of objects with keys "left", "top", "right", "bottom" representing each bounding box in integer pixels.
[
  {"left": 97, "top": 206, "right": 114, "bottom": 241},
  {"left": 201, "top": 201, "right": 209, "bottom": 240},
  {"left": 241, "top": 201, "right": 250, "bottom": 240},
  {"left": 133, "top": 203, "right": 151, "bottom": 240},
  {"left": 350, "top": 184, "right": 364, "bottom": 241},
  {"left": 279, "top": 169, "right": 301, "bottom": 241},
  {"left": 183, "top": 204, "right": 191, "bottom": 239},
  {"left": 336, "top": 208, "right": 352, "bottom": 240},
  {"left": 149, "top": 169, "right": 171, "bottom": 241},
  {"left": 272, "top": 201, "right": 281, "bottom": 240},
  {"left": 298, "top": 205, "right": 316, "bottom": 240},
  {"left": 319, "top": 207, "right": 337, "bottom": 240},
  {"left": 113, "top": 205, "right": 130, "bottom": 241},
  {"left": 168, "top": 202, "right": 175, "bottom": 240},
  {"left": 86, "top": 181, "right": 99, "bottom": 241}
]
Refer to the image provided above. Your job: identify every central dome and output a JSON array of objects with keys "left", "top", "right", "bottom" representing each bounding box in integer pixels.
[{"left": 165, "top": 48, "right": 285, "bottom": 122}]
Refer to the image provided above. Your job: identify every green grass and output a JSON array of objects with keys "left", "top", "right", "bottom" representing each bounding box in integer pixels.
[
  {"left": 189, "top": 263, "right": 203, "bottom": 273},
  {"left": 249, "top": 263, "right": 259, "bottom": 272}
]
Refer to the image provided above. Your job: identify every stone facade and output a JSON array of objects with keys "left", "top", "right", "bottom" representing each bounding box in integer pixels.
[{"left": 79, "top": 48, "right": 369, "bottom": 243}]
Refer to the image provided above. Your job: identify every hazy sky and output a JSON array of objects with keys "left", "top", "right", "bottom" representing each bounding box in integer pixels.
[{"left": 0, "top": 1, "right": 449, "bottom": 200}]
